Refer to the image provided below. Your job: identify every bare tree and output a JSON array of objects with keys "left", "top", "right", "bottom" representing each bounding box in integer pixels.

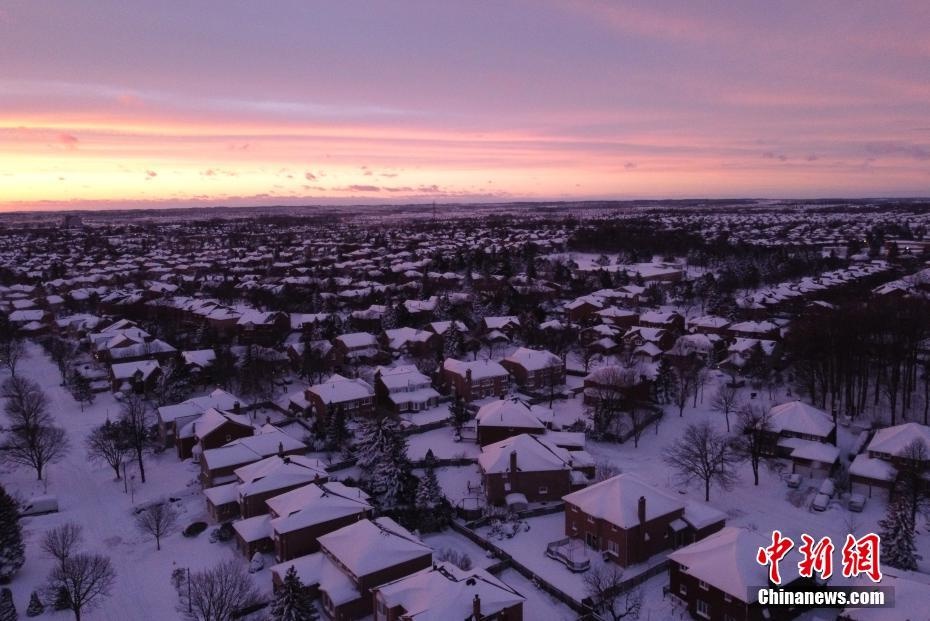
[
  {"left": 0, "top": 339, "right": 25, "bottom": 377},
  {"left": 47, "top": 553, "right": 116, "bottom": 621},
  {"left": 583, "top": 564, "right": 642, "bottom": 621},
  {"left": 664, "top": 422, "right": 740, "bottom": 501},
  {"left": 181, "top": 559, "right": 261, "bottom": 621},
  {"left": 42, "top": 523, "right": 84, "bottom": 569},
  {"left": 711, "top": 384, "right": 743, "bottom": 432},
  {"left": 587, "top": 366, "right": 637, "bottom": 437},
  {"left": 0, "top": 376, "right": 69, "bottom": 480},
  {"left": 135, "top": 501, "right": 178, "bottom": 551},
  {"left": 732, "top": 404, "right": 773, "bottom": 486},
  {"left": 119, "top": 394, "right": 157, "bottom": 483},
  {"left": 86, "top": 420, "right": 131, "bottom": 480},
  {"left": 594, "top": 459, "right": 622, "bottom": 483}
]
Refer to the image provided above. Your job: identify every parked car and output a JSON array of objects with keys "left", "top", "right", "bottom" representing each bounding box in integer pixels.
[
  {"left": 848, "top": 493, "right": 867, "bottom": 513},
  {"left": 787, "top": 474, "right": 802, "bottom": 489},
  {"left": 812, "top": 493, "right": 830, "bottom": 512},
  {"left": 818, "top": 479, "right": 835, "bottom": 498},
  {"left": 21, "top": 495, "right": 59, "bottom": 516}
]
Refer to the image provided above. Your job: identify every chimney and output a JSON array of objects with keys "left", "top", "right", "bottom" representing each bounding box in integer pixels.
[
  {"left": 233, "top": 401, "right": 241, "bottom": 413},
  {"left": 265, "top": 415, "right": 271, "bottom": 425},
  {"left": 465, "top": 368, "right": 472, "bottom": 384},
  {"left": 638, "top": 496, "right": 646, "bottom": 525},
  {"left": 472, "top": 594, "right": 481, "bottom": 620},
  {"left": 509, "top": 450, "right": 517, "bottom": 474},
  {"left": 277, "top": 441, "right": 284, "bottom": 457}
]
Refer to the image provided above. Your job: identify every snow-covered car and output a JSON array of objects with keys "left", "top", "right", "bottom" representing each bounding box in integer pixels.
[
  {"left": 787, "top": 474, "right": 802, "bottom": 489},
  {"left": 21, "top": 495, "right": 59, "bottom": 516},
  {"left": 818, "top": 479, "right": 835, "bottom": 498},
  {"left": 811, "top": 493, "right": 830, "bottom": 511},
  {"left": 848, "top": 493, "right": 867, "bottom": 512}
]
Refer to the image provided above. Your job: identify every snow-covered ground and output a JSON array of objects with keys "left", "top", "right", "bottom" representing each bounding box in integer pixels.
[{"left": 4, "top": 342, "right": 258, "bottom": 620}]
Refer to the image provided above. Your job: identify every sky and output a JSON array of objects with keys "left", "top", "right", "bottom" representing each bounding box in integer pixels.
[{"left": 1, "top": 0, "right": 929, "bottom": 211}]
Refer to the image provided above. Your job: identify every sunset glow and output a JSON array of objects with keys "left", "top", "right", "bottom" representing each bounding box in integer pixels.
[{"left": 1, "top": 1, "right": 929, "bottom": 210}]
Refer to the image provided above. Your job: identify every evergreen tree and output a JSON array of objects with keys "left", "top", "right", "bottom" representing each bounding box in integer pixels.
[
  {"left": 324, "top": 407, "right": 348, "bottom": 452},
  {"left": 415, "top": 466, "right": 442, "bottom": 510},
  {"left": 879, "top": 496, "right": 918, "bottom": 571},
  {"left": 0, "top": 588, "right": 16, "bottom": 621},
  {"left": 448, "top": 398, "right": 471, "bottom": 435},
  {"left": 25, "top": 592, "right": 43, "bottom": 617},
  {"left": 268, "top": 565, "right": 317, "bottom": 621},
  {"left": 153, "top": 359, "right": 193, "bottom": 407},
  {"left": 52, "top": 587, "right": 70, "bottom": 611},
  {"left": 0, "top": 486, "right": 25, "bottom": 583},
  {"left": 69, "top": 373, "right": 95, "bottom": 412},
  {"left": 355, "top": 416, "right": 413, "bottom": 507}
]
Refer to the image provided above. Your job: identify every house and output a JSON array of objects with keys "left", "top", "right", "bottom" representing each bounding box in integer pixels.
[
  {"left": 560, "top": 474, "right": 725, "bottom": 567},
  {"left": 236, "top": 310, "right": 289, "bottom": 345},
  {"left": 306, "top": 374, "right": 375, "bottom": 421},
  {"left": 380, "top": 327, "right": 441, "bottom": 358},
  {"left": 270, "top": 517, "right": 432, "bottom": 620},
  {"left": 668, "top": 527, "right": 807, "bottom": 621},
  {"left": 269, "top": 481, "right": 373, "bottom": 561},
  {"left": 109, "top": 359, "right": 161, "bottom": 393},
  {"left": 582, "top": 365, "right": 651, "bottom": 407},
  {"left": 373, "top": 562, "right": 525, "bottom": 621},
  {"left": 764, "top": 401, "right": 838, "bottom": 477},
  {"left": 838, "top": 571, "right": 930, "bottom": 621},
  {"left": 374, "top": 366, "right": 440, "bottom": 413},
  {"left": 638, "top": 310, "right": 685, "bottom": 333},
  {"left": 442, "top": 358, "right": 509, "bottom": 402},
  {"left": 622, "top": 326, "right": 675, "bottom": 352},
  {"left": 667, "top": 333, "right": 724, "bottom": 364},
  {"left": 200, "top": 425, "right": 307, "bottom": 487},
  {"left": 595, "top": 306, "right": 639, "bottom": 330},
  {"left": 688, "top": 315, "right": 731, "bottom": 336},
  {"left": 474, "top": 398, "right": 550, "bottom": 446},
  {"left": 176, "top": 407, "right": 254, "bottom": 460},
  {"left": 727, "top": 320, "right": 780, "bottom": 341},
  {"left": 481, "top": 316, "right": 521, "bottom": 337},
  {"left": 155, "top": 388, "right": 242, "bottom": 448},
  {"left": 331, "top": 332, "right": 383, "bottom": 366},
  {"left": 500, "top": 347, "right": 565, "bottom": 392},
  {"left": 232, "top": 455, "right": 329, "bottom": 518},
  {"left": 478, "top": 433, "right": 590, "bottom": 505},
  {"left": 181, "top": 348, "right": 215, "bottom": 381},
  {"left": 564, "top": 296, "right": 604, "bottom": 324},
  {"left": 850, "top": 422, "right": 930, "bottom": 498}
]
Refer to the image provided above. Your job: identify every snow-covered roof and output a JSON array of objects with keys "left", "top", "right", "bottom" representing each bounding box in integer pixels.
[
  {"left": 110, "top": 359, "right": 160, "bottom": 380},
  {"left": 475, "top": 399, "right": 549, "bottom": 430},
  {"left": 478, "top": 434, "right": 571, "bottom": 474},
  {"left": 307, "top": 374, "right": 374, "bottom": 404},
  {"left": 849, "top": 453, "right": 897, "bottom": 482},
  {"left": 375, "top": 562, "right": 525, "bottom": 621},
  {"left": 317, "top": 517, "right": 431, "bottom": 577},
  {"left": 201, "top": 426, "right": 306, "bottom": 471},
  {"left": 768, "top": 401, "right": 834, "bottom": 438},
  {"left": 234, "top": 454, "right": 328, "bottom": 497},
  {"left": 178, "top": 407, "right": 252, "bottom": 440},
  {"left": 502, "top": 347, "right": 562, "bottom": 371},
  {"left": 268, "top": 481, "right": 371, "bottom": 535},
  {"left": 563, "top": 474, "right": 684, "bottom": 528},
  {"left": 867, "top": 422, "right": 930, "bottom": 457},
  {"left": 443, "top": 358, "right": 508, "bottom": 380},
  {"left": 156, "top": 388, "right": 241, "bottom": 423},
  {"left": 669, "top": 527, "right": 798, "bottom": 601}
]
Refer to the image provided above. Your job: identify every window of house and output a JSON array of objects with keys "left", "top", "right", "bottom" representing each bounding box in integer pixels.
[
  {"left": 699, "top": 580, "right": 709, "bottom": 591},
  {"left": 538, "top": 486, "right": 548, "bottom": 495},
  {"left": 607, "top": 540, "right": 619, "bottom": 555},
  {"left": 504, "top": 482, "right": 511, "bottom": 491},
  {"left": 679, "top": 583, "right": 687, "bottom": 596},
  {"left": 587, "top": 516, "right": 595, "bottom": 524},
  {"left": 696, "top": 600, "right": 710, "bottom": 619},
  {"left": 225, "top": 434, "right": 232, "bottom": 442},
  {"left": 723, "top": 593, "right": 732, "bottom": 603}
]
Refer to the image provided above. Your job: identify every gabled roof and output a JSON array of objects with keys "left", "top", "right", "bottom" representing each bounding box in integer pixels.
[
  {"left": 234, "top": 454, "right": 328, "bottom": 497},
  {"left": 475, "top": 399, "right": 548, "bottom": 430},
  {"left": 868, "top": 422, "right": 930, "bottom": 456},
  {"left": 503, "top": 347, "right": 562, "bottom": 371},
  {"left": 317, "top": 517, "right": 431, "bottom": 577},
  {"left": 269, "top": 481, "right": 371, "bottom": 534},
  {"left": 307, "top": 374, "right": 374, "bottom": 404}
]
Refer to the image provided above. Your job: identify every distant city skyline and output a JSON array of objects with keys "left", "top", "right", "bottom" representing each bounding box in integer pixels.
[{"left": 1, "top": 1, "right": 928, "bottom": 210}]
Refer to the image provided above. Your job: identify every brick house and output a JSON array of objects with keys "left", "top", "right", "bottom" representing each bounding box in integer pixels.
[
  {"left": 155, "top": 388, "right": 241, "bottom": 448},
  {"left": 638, "top": 310, "right": 685, "bottom": 333},
  {"left": 850, "top": 422, "right": 930, "bottom": 499},
  {"left": 306, "top": 374, "right": 375, "bottom": 421},
  {"left": 373, "top": 366, "right": 441, "bottom": 413},
  {"left": 175, "top": 407, "right": 254, "bottom": 460},
  {"left": 478, "top": 433, "right": 590, "bottom": 505},
  {"left": 561, "top": 474, "right": 725, "bottom": 567},
  {"left": 474, "top": 399, "right": 549, "bottom": 446},
  {"left": 199, "top": 425, "right": 307, "bottom": 487},
  {"left": 373, "top": 562, "right": 525, "bottom": 621},
  {"left": 500, "top": 347, "right": 565, "bottom": 392},
  {"left": 622, "top": 326, "right": 675, "bottom": 352},
  {"left": 668, "top": 527, "right": 808, "bottom": 621},
  {"left": 442, "top": 358, "right": 509, "bottom": 402},
  {"left": 763, "top": 401, "right": 838, "bottom": 478},
  {"left": 235, "top": 455, "right": 329, "bottom": 518},
  {"left": 269, "top": 481, "right": 373, "bottom": 562},
  {"left": 270, "top": 517, "right": 432, "bottom": 621}
]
